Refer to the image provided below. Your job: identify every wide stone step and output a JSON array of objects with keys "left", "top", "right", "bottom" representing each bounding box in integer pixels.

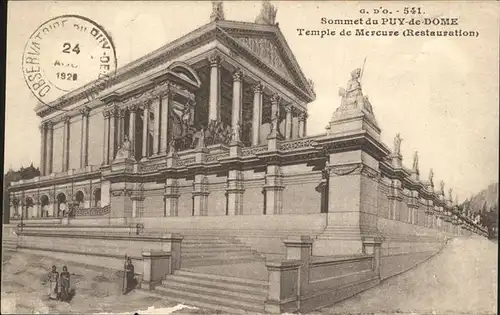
[
  {"left": 182, "top": 256, "right": 264, "bottom": 268},
  {"left": 163, "top": 274, "right": 268, "bottom": 294},
  {"left": 137, "top": 289, "right": 262, "bottom": 315},
  {"left": 182, "top": 242, "right": 247, "bottom": 248},
  {"left": 155, "top": 286, "right": 265, "bottom": 313},
  {"left": 161, "top": 281, "right": 266, "bottom": 303},
  {"left": 182, "top": 247, "right": 250, "bottom": 254},
  {"left": 181, "top": 252, "right": 261, "bottom": 260},
  {"left": 175, "top": 269, "right": 269, "bottom": 288}
]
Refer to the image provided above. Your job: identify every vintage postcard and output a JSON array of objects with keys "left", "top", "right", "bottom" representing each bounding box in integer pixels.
[{"left": 2, "top": 1, "right": 498, "bottom": 314}]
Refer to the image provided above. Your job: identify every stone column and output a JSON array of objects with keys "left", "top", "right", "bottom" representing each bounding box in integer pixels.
[
  {"left": 62, "top": 116, "right": 71, "bottom": 171},
  {"left": 208, "top": 54, "right": 221, "bottom": 122},
  {"left": 252, "top": 83, "right": 263, "bottom": 146},
  {"left": 160, "top": 90, "right": 170, "bottom": 154},
  {"left": 164, "top": 178, "right": 179, "bottom": 216},
  {"left": 79, "top": 107, "right": 90, "bottom": 169},
  {"left": 152, "top": 95, "right": 161, "bottom": 156},
  {"left": 298, "top": 112, "right": 307, "bottom": 138},
  {"left": 39, "top": 123, "right": 46, "bottom": 175},
  {"left": 46, "top": 122, "right": 54, "bottom": 174},
  {"left": 284, "top": 105, "right": 292, "bottom": 140},
  {"left": 231, "top": 70, "right": 243, "bottom": 128},
  {"left": 117, "top": 108, "right": 125, "bottom": 146},
  {"left": 109, "top": 108, "right": 117, "bottom": 162},
  {"left": 102, "top": 109, "right": 111, "bottom": 165},
  {"left": 141, "top": 102, "right": 150, "bottom": 161},
  {"left": 128, "top": 104, "right": 138, "bottom": 160}
]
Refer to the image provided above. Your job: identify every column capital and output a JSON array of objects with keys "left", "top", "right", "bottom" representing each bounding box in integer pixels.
[
  {"left": 298, "top": 112, "right": 308, "bottom": 121},
  {"left": 128, "top": 102, "right": 141, "bottom": 112},
  {"left": 45, "top": 121, "right": 54, "bottom": 130},
  {"left": 253, "top": 82, "right": 263, "bottom": 93},
  {"left": 271, "top": 94, "right": 280, "bottom": 105},
  {"left": 208, "top": 53, "right": 222, "bottom": 67},
  {"left": 39, "top": 123, "right": 47, "bottom": 132},
  {"left": 79, "top": 106, "right": 91, "bottom": 117},
  {"left": 284, "top": 104, "right": 293, "bottom": 113},
  {"left": 141, "top": 99, "right": 152, "bottom": 110},
  {"left": 233, "top": 69, "right": 243, "bottom": 82},
  {"left": 62, "top": 115, "right": 71, "bottom": 124},
  {"left": 103, "top": 108, "right": 112, "bottom": 118}
]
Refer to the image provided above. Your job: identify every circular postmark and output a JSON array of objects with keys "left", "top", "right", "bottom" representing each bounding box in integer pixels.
[{"left": 22, "top": 15, "right": 117, "bottom": 106}]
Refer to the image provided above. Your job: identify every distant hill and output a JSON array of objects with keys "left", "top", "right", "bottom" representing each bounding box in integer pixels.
[{"left": 467, "top": 182, "right": 498, "bottom": 213}]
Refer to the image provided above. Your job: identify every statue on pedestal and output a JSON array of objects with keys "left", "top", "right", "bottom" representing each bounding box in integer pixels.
[
  {"left": 210, "top": 1, "right": 225, "bottom": 22},
  {"left": 428, "top": 168, "right": 434, "bottom": 186},
  {"left": 255, "top": 1, "right": 278, "bottom": 25},
  {"left": 394, "top": 133, "right": 402, "bottom": 155},
  {"left": 337, "top": 64, "right": 374, "bottom": 115},
  {"left": 193, "top": 127, "right": 206, "bottom": 150},
  {"left": 448, "top": 188, "right": 453, "bottom": 201},
  {"left": 440, "top": 181, "right": 445, "bottom": 196},
  {"left": 114, "top": 135, "right": 132, "bottom": 160},
  {"left": 231, "top": 122, "right": 241, "bottom": 142},
  {"left": 168, "top": 138, "right": 176, "bottom": 155},
  {"left": 412, "top": 151, "right": 419, "bottom": 172}
]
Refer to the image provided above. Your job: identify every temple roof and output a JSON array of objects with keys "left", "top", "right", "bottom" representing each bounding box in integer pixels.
[{"left": 36, "top": 17, "right": 315, "bottom": 116}]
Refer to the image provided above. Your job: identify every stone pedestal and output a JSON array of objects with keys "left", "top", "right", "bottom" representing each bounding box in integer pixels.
[
  {"left": 314, "top": 155, "right": 382, "bottom": 256},
  {"left": 326, "top": 108, "right": 380, "bottom": 141},
  {"left": 315, "top": 98, "right": 387, "bottom": 256},
  {"left": 141, "top": 250, "right": 171, "bottom": 290},
  {"left": 192, "top": 174, "right": 209, "bottom": 216},
  {"left": 263, "top": 165, "right": 284, "bottom": 215},
  {"left": 164, "top": 178, "right": 179, "bottom": 217},
  {"left": 264, "top": 260, "right": 300, "bottom": 314},
  {"left": 362, "top": 237, "right": 382, "bottom": 274},
  {"left": 159, "top": 233, "right": 183, "bottom": 271},
  {"left": 226, "top": 170, "right": 244, "bottom": 215}
]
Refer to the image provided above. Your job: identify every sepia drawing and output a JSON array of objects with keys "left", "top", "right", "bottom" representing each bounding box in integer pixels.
[{"left": 2, "top": 1, "right": 498, "bottom": 315}]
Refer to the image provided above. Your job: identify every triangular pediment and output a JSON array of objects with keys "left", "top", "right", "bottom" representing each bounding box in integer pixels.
[
  {"left": 217, "top": 21, "right": 315, "bottom": 102},
  {"left": 233, "top": 34, "right": 294, "bottom": 81}
]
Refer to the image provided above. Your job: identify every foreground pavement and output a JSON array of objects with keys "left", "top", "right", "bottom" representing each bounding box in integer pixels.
[
  {"left": 2, "top": 236, "right": 496, "bottom": 314},
  {"left": 311, "top": 236, "right": 498, "bottom": 315}
]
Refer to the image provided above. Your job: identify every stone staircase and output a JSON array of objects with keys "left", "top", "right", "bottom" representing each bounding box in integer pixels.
[
  {"left": 180, "top": 234, "right": 265, "bottom": 268},
  {"left": 141, "top": 233, "right": 269, "bottom": 313},
  {"left": 152, "top": 269, "right": 268, "bottom": 314},
  {"left": 2, "top": 239, "right": 18, "bottom": 251}
]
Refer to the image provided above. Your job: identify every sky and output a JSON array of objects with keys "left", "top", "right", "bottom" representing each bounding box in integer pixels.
[{"left": 5, "top": 1, "right": 499, "bottom": 200}]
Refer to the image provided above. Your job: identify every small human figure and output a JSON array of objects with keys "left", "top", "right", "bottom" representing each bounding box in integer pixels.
[
  {"left": 123, "top": 258, "right": 136, "bottom": 294},
  {"left": 59, "top": 266, "right": 71, "bottom": 302},
  {"left": 47, "top": 265, "right": 59, "bottom": 300}
]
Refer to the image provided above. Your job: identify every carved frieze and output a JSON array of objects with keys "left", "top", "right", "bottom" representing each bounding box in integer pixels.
[
  {"left": 236, "top": 37, "right": 288, "bottom": 77},
  {"left": 327, "top": 163, "right": 362, "bottom": 176}
]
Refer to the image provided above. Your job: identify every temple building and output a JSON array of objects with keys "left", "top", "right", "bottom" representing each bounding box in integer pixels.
[
  {"left": 10, "top": 1, "right": 316, "bottom": 220},
  {"left": 6, "top": 2, "right": 487, "bottom": 313}
]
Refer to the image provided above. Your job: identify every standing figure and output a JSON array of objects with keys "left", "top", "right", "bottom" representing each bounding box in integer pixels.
[
  {"left": 123, "top": 257, "right": 135, "bottom": 294},
  {"left": 59, "top": 266, "right": 71, "bottom": 302},
  {"left": 394, "top": 133, "right": 402, "bottom": 155},
  {"left": 47, "top": 265, "right": 59, "bottom": 300}
]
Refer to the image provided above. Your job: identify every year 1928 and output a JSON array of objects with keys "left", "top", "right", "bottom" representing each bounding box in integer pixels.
[{"left": 56, "top": 72, "right": 78, "bottom": 81}]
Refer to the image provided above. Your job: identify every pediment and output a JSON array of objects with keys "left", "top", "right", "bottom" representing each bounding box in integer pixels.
[
  {"left": 218, "top": 23, "right": 315, "bottom": 101},
  {"left": 233, "top": 34, "right": 294, "bottom": 81}
]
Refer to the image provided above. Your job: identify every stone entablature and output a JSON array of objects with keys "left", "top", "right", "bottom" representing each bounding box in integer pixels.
[{"left": 35, "top": 20, "right": 315, "bottom": 119}]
